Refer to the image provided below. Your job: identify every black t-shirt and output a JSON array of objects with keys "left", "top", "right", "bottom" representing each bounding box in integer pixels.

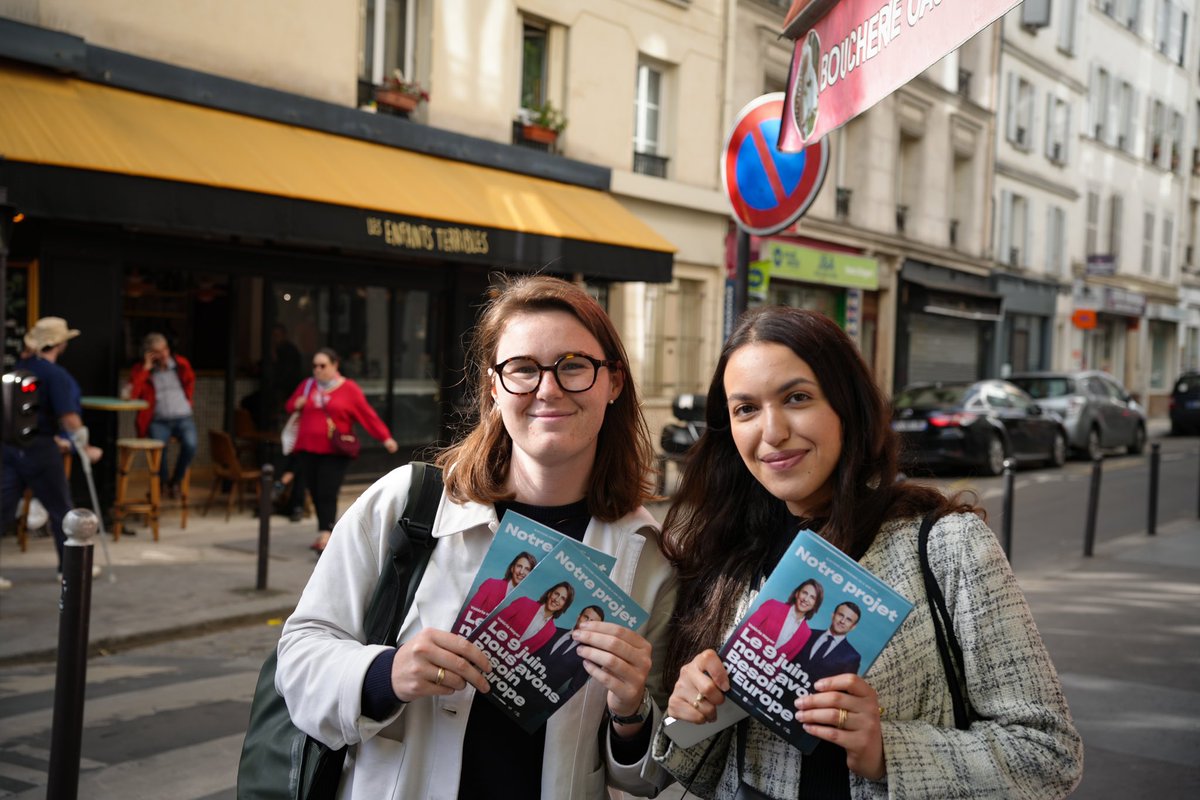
[{"left": 457, "top": 498, "right": 591, "bottom": 800}]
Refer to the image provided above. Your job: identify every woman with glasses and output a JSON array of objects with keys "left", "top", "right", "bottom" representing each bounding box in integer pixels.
[
  {"left": 284, "top": 347, "right": 399, "bottom": 554},
  {"left": 277, "top": 275, "right": 676, "bottom": 798}
]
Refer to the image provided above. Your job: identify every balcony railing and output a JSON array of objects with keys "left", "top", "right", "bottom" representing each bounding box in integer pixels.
[
  {"left": 949, "top": 218, "right": 959, "bottom": 248},
  {"left": 957, "top": 68, "right": 972, "bottom": 98},
  {"left": 633, "top": 151, "right": 669, "bottom": 178},
  {"left": 512, "top": 120, "right": 554, "bottom": 153},
  {"left": 896, "top": 204, "right": 908, "bottom": 234}
]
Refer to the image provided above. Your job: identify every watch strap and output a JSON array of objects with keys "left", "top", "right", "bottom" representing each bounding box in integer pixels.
[{"left": 609, "top": 687, "right": 652, "bottom": 725}]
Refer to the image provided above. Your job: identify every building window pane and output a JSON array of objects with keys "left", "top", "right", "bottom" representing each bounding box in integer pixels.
[{"left": 522, "top": 23, "right": 548, "bottom": 110}]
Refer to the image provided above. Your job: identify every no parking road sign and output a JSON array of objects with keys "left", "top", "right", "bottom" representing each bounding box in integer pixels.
[{"left": 722, "top": 92, "right": 828, "bottom": 236}]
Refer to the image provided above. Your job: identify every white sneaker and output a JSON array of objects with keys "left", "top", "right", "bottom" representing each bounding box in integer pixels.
[{"left": 0, "top": 576, "right": 12, "bottom": 591}]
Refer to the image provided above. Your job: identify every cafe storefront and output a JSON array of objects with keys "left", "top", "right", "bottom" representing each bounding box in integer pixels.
[{"left": 0, "top": 58, "right": 674, "bottom": 483}]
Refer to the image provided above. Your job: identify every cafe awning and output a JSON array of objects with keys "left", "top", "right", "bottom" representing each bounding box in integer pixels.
[{"left": 0, "top": 65, "right": 675, "bottom": 280}]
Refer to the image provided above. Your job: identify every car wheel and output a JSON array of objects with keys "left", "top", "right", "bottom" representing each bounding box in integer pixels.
[
  {"left": 1126, "top": 424, "right": 1146, "bottom": 455},
  {"left": 1049, "top": 431, "right": 1067, "bottom": 467},
  {"left": 1086, "top": 427, "right": 1103, "bottom": 461},
  {"left": 984, "top": 434, "right": 1006, "bottom": 476}
]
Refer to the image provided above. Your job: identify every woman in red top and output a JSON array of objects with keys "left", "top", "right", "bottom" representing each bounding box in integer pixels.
[{"left": 285, "top": 347, "right": 398, "bottom": 553}]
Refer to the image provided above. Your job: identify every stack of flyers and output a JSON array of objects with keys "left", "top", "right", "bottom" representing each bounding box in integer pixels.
[
  {"left": 457, "top": 515, "right": 647, "bottom": 732},
  {"left": 666, "top": 528, "right": 912, "bottom": 753},
  {"left": 452, "top": 511, "right": 615, "bottom": 638}
]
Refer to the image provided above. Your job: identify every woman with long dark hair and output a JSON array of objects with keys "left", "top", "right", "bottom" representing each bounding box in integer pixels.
[
  {"left": 277, "top": 276, "right": 676, "bottom": 798},
  {"left": 653, "top": 307, "right": 1081, "bottom": 798}
]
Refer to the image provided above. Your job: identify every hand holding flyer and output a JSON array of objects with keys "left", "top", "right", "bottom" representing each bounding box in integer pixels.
[
  {"left": 465, "top": 538, "right": 647, "bottom": 732},
  {"left": 667, "top": 528, "right": 912, "bottom": 752},
  {"left": 722, "top": 528, "right": 912, "bottom": 752}
]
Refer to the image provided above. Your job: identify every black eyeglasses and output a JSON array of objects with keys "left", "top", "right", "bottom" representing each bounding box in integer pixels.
[
  {"left": 312, "top": 362, "right": 330, "bottom": 369},
  {"left": 490, "top": 354, "right": 618, "bottom": 395}
]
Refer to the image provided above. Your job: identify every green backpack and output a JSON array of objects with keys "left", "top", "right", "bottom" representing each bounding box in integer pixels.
[{"left": 236, "top": 462, "right": 443, "bottom": 799}]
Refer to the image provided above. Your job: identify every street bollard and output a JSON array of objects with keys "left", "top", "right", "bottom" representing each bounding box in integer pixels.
[
  {"left": 257, "top": 463, "right": 274, "bottom": 591},
  {"left": 1148, "top": 442, "right": 1160, "bottom": 536},
  {"left": 1001, "top": 458, "right": 1015, "bottom": 560},
  {"left": 47, "top": 508, "right": 98, "bottom": 800},
  {"left": 1083, "top": 456, "right": 1103, "bottom": 557}
]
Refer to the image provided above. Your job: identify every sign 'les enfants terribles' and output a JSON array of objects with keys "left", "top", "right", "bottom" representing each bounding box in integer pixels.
[
  {"left": 777, "top": 0, "right": 1023, "bottom": 152},
  {"left": 365, "top": 214, "right": 490, "bottom": 255}
]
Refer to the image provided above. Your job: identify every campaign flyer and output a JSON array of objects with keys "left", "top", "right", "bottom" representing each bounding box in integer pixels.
[
  {"left": 719, "top": 528, "right": 913, "bottom": 753},
  {"left": 452, "top": 510, "right": 616, "bottom": 638},
  {"left": 465, "top": 538, "right": 647, "bottom": 732}
]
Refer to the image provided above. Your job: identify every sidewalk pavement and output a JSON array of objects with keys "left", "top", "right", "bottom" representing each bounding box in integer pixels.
[{"left": 0, "top": 470, "right": 1197, "bottom": 796}]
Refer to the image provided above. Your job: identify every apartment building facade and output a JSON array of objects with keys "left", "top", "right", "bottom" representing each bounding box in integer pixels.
[{"left": 998, "top": 0, "right": 1199, "bottom": 414}]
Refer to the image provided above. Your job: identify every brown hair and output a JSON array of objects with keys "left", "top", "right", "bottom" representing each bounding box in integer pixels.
[
  {"left": 787, "top": 578, "right": 824, "bottom": 621},
  {"left": 661, "top": 306, "right": 979, "bottom": 685},
  {"left": 435, "top": 274, "right": 656, "bottom": 520},
  {"left": 538, "top": 581, "right": 576, "bottom": 620}
]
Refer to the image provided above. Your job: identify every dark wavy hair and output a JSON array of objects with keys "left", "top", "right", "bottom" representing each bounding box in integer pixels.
[
  {"left": 787, "top": 578, "right": 824, "bottom": 621},
  {"left": 436, "top": 275, "right": 656, "bottom": 521},
  {"left": 538, "top": 581, "right": 576, "bottom": 620},
  {"left": 662, "top": 306, "right": 978, "bottom": 685}
]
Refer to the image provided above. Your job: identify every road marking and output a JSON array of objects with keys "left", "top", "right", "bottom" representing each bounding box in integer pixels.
[{"left": 0, "top": 672, "right": 257, "bottom": 740}]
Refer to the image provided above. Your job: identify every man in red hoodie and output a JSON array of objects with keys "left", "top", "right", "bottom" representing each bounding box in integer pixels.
[{"left": 129, "top": 332, "right": 196, "bottom": 498}]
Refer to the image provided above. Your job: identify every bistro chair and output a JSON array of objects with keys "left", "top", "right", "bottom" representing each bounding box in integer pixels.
[{"left": 203, "top": 430, "right": 262, "bottom": 522}]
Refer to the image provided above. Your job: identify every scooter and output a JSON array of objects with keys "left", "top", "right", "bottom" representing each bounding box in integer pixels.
[{"left": 658, "top": 393, "right": 707, "bottom": 494}]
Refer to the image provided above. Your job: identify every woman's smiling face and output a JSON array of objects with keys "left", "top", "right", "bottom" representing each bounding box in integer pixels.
[{"left": 724, "top": 342, "right": 843, "bottom": 518}]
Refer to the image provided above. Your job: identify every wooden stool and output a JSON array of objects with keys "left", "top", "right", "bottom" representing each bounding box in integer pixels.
[
  {"left": 113, "top": 438, "right": 164, "bottom": 542},
  {"left": 16, "top": 452, "right": 72, "bottom": 552},
  {"left": 178, "top": 467, "right": 191, "bottom": 529}
]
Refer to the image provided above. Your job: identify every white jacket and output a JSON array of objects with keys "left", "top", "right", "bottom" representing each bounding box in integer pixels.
[{"left": 277, "top": 464, "right": 678, "bottom": 799}]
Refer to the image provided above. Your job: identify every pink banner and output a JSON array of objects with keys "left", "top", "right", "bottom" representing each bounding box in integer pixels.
[{"left": 779, "top": 0, "right": 1021, "bottom": 152}]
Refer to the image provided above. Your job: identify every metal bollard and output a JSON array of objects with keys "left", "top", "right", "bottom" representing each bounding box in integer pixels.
[
  {"left": 47, "top": 508, "right": 98, "bottom": 800},
  {"left": 1148, "top": 442, "right": 1160, "bottom": 536},
  {"left": 1001, "top": 458, "right": 1015, "bottom": 559},
  {"left": 1083, "top": 456, "right": 1103, "bottom": 557},
  {"left": 257, "top": 463, "right": 274, "bottom": 591}
]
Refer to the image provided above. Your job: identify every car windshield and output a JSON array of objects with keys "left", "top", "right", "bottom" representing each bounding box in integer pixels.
[
  {"left": 1175, "top": 375, "right": 1200, "bottom": 396},
  {"left": 894, "top": 385, "right": 969, "bottom": 409},
  {"left": 1011, "top": 377, "right": 1072, "bottom": 399}
]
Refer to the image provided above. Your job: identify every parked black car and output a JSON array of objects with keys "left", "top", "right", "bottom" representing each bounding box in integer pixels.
[
  {"left": 1008, "top": 370, "right": 1147, "bottom": 459},
  {"left": 892, "top": 379, "right": 1068, "bottom": 476},
  {"left": 1169, "top": 371, "right": 1200, "bottom": 435}
]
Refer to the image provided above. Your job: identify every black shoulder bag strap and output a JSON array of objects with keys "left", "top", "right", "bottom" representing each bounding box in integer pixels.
[
  {"left": 363, "top": 461, "right": 444, "bottom": 645},
  {"left": 917, "top": 511, "right": 974, "bottom": 730},
  {"left": 304, "top": 462, "right": 443, "bottom": 798}
]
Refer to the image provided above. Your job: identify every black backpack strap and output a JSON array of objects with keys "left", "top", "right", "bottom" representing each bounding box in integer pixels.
[
  {"left": 918, "top": 511, "right": 974, "bottom": 730},
  {"left": 363, "top": 462, "right": 444, "bottom": 645}
]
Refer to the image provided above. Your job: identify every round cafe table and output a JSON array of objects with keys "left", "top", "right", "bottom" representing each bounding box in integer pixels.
[{"left": 80, "top": 397, "right": 150, "bottom": 536}]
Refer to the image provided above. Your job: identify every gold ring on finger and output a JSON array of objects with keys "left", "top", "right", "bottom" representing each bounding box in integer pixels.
[
  {"left": 692, "top": 692, "right": 704, "bottom": 710},
  {"left": 435, "top": 666, "right": 446, "bottom": 686},
  {"left": 878, "top": 705, "right": 885, "bottom": 718},
  {"left": 837, "top": 707, "right": 848, "bottom": 730}
]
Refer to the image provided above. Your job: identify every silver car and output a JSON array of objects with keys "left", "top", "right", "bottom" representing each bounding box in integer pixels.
[{"left": 1008, "top": 371, "right": 1147, "bottom": 459}]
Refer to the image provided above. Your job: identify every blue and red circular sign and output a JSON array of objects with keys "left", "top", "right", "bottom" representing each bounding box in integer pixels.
[{"left": 722, "top": 93, "right": 828, "bottom": 236}]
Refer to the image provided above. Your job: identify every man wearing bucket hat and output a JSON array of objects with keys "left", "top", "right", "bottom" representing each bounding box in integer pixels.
[{"left": 1, "top": 316, "right": 103, "bottom": 577}]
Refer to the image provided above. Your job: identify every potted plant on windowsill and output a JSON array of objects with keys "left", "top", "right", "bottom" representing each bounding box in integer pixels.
[
  {"left": 374, "top": 70, "right": 428, "bottom": 115},
  {"left": 520, "top": 101, "right": 567, "bottom": 144}
]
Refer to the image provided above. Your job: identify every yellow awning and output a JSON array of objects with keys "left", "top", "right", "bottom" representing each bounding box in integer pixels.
[{"left": 0, "top": 66, "right": 675, "bottom": 256}]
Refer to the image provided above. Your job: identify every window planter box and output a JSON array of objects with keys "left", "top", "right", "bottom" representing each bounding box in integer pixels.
[{"left": 374, "top": 88, "right": 421, "bottom": 115}]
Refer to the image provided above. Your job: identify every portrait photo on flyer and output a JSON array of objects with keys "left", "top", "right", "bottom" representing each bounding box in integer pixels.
[
  {"left": 451, "top": 510, "right": 616, "bottom": 639},
  {"left": 719, "top": 527, "right": 914, "bottom": 753},
  {"left": 465, "top": 539, "right": 647, "bottom": 732}
]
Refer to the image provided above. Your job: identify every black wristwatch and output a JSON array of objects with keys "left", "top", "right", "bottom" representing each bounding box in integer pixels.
[{"left": 609, "top": 687, "right": 652, "bottom": 725}]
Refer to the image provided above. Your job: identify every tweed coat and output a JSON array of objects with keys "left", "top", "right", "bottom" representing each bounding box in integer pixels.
[{"left": 653, "top": 512, "right": 1083, "bottom": 799}]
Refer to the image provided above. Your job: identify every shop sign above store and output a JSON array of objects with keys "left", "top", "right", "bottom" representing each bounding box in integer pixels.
[
  {"left": 722, "top": 93, "right": 829, "bottom": 235},
  {"left": 777, "top": 0, "right": 1023, "bottom": 152},
  {"left": 1085, "top": 254, "right": 1116, "bottom": 276},
  {"left": 763, "top": 239, "right": 878, "bottom": 290}
]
